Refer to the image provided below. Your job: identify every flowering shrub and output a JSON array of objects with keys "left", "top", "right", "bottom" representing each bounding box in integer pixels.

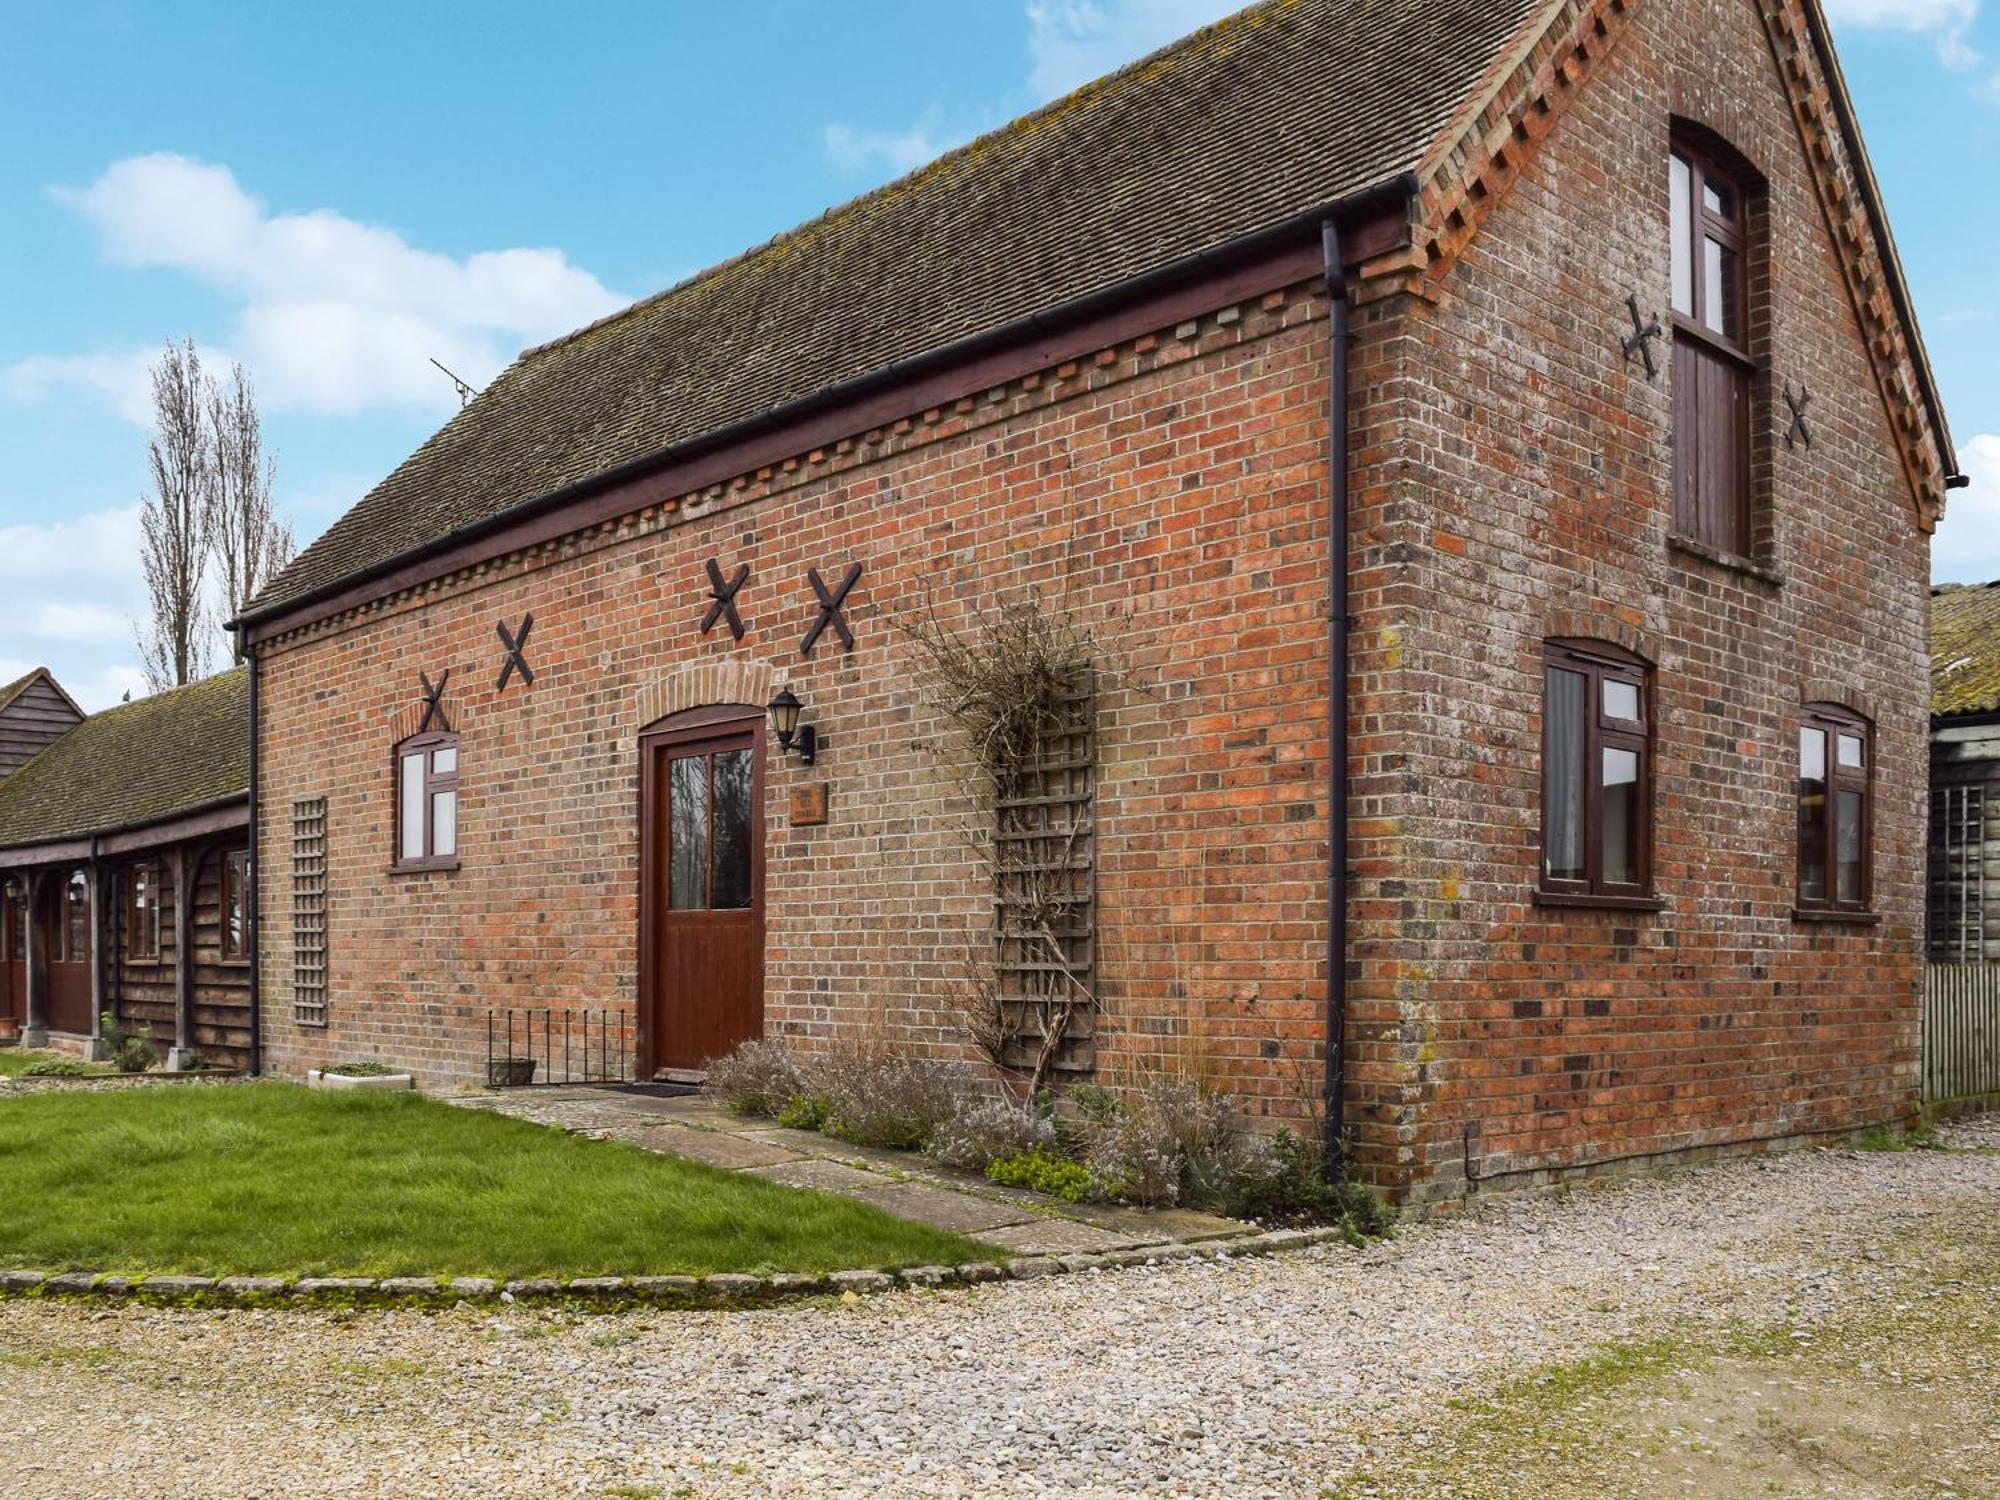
[
  {"left": 702, "top": 1038, "right": 806, "bottom": 1118},
  {"left": 926, "top": 1096, "right": 1059, "bottom": 1172}
]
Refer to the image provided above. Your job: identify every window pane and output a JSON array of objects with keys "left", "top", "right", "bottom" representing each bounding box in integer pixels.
[
  {"left": 225, "top": 857, "right": 246, "bottom": 959},
  {"left": 400, "top": 750, "right": 427, "bottom": 860},
  {"left": 6, "top": 883, "right": 23, "bottom": 962},
  {"left": 432, "top": 788, "right": 458, "bottom": 859},
  {"left": 1603, "top": 679, "right": 1640, "bottom": 723},
  {"left": 1602, "top": 747, "right": 1641, "bottom": 886},
  {"left": 711, "top": 749, "right": 754, "bottom": 910},
  {"left": 432, "top": 745, "right": 458, "bottom": 775},
  {"left": 1799, "top": 729, "right": 1828, "bottom": 900},
  {"left": 1836, "top": 789, "right": 1864, "bottom": 903},
  {"left": 1703, "top": 238, "right": 1739, "bottom": 340},
  {"left": 1703, "top": 178, "right": 1733, "bottom": 219},
  {"left": 669, "top": 753, "right": 709, "bottom": 911},
  {"left": 1670, "top": 155, "right": 1693, "bottom": 317},
  {"left": 66, "top": 873, "right": 87, "bottom": 961},
  {"left": 1544, "top": 668, "right": 1588, "bottom": 883},
  {"left": 1837, "top": 733, "right": 1863, "bottom": 770}
]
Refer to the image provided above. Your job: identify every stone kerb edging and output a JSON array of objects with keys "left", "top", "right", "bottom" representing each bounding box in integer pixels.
[{"left": 0, "top": 1226, "right": 1350, "bottom": 1311}]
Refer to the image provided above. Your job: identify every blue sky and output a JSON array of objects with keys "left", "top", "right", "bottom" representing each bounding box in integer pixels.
[{"left": 2, "top": 0, "right": 1996, "bottom": 709}]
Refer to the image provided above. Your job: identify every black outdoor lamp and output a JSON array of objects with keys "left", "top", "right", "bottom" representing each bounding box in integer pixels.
[{"left": 766, "top": 686, "right": 817, "bottom": 766}]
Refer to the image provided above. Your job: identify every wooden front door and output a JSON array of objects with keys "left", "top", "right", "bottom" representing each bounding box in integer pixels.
[
  {"left": 0, "top": 877, "right": 25, "bottom": 1024},
  {"left": 40, "top": 869, "right": 93, "bottom": 1034},
  {"left": 640, "top": 710, "right": 764, "bottom": 1075}
]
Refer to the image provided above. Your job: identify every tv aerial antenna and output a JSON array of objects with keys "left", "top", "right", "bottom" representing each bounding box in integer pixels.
[{"left": 430, "top": 358, "right": 478, "bottom": 407}]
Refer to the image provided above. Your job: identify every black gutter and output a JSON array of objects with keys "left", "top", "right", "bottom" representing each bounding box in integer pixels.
[
  {"left": 1320, "top": 217, "right": 1353, "bottom": 1179},
  {"left": 233, "top": 172, "right": 1422, "bottom": 635},
  {"left": 245, "top": 637, "right": 261, "bottom": 1077}
]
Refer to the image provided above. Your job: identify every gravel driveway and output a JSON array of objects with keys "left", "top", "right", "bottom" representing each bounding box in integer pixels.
[{"left": 3, "top": 1119, "right": 1995, "bottom": 1499}]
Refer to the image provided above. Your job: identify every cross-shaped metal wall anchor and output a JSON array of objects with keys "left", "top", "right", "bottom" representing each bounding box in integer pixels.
[
  {"left": 495, "top": 614, "right": 535, "bottom": 691},
  {"left": 1621, "top": 294, "right": 1664, "bottom": 381},
  {"left": 1784, "top": 382, "right": 1813, "bottom": 450},
  {"left": 700, "top": 560, "right": 750, "bottom": 641},
  {"left": 418, "top": 669, "right": 452, "bottom": 733},
  {"left": 800, "top": 562, "right": 863, "bottom": 657}
]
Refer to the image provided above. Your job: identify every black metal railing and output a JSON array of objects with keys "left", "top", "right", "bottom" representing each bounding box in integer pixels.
[{"left": 484, "top": 1008, "right": 633, "bottom": 1087}]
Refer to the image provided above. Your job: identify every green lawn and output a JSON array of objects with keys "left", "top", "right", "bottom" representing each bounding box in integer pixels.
[
  {"left": 0, "top": 1083, "right": 985, "bottom": 1278},
  {"left": 0, "top": 1048, "right": 111, "bottom": 1079}
]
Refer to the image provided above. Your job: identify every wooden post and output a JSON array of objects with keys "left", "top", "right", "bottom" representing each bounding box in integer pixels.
[
  {"left": 89, "top": 863, "right": 110, "bottom": 1037},
  {"left": 20, "top": 870, "right": 46, "bottom": 1048},
  {"left": 170, "top": 847, "right": 196, "bottom": 1068}
]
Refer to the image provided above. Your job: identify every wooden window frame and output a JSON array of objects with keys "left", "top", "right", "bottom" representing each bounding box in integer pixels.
[
  {"left": 3, "top": 877, "right": 24, "bottom": 963},
  {"left": 1796, "top": 703, "right": 1874, "bottom": 920},
  {"left": 220, "top": 849, "right": 251, "bottom": 964},
  {"left": 1669, "top": 133, "right": 1757, "bottom": 560},
  {"left": 1539, "top": 640, "right": 1657, "bottom": 909},
  {"left": 61, "top": 869, "right": 89, "bottom": 963},
  {"left": 126, "top": 859, "right": 162, "bottom": 963},
  {"left": 392, "top": 731, "right": 461, "bottom": 873}
]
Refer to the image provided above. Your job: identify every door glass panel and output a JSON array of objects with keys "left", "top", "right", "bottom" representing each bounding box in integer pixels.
[
  {"left": 1837, "top": 733, "right": 1863, "bottom": 770},
  {"left": 1602, "top": 748, "right": 1641, "bottom": 886},
  {"left": 1703, "top": 238, "right": 1738, "bottom": 340},
  {"left": 400, "top": 750, "right": 426, "bottom": 860},
  {"left": 668, "top": 753, "right": 709, "bottom": 910},
  {"left": 1670, "top": 154, "right": 1693, "bottom": 317},
  {"left": 65, "top": 872, "right": 88, "bottom": 961},
  {"left": 432, "top": 745, "right": 457, "bottom": 775},
  {"left": 1703, "top": 178, "right": 1732, "bottom": 219},
  {"left": 1544, "top": 668, "right": 1587, "bottom": 882},
  {"left": 1799, "top": 729, "right": 1828, "bottom": 900},
  {"left": 710, "top": 749, "right": 754, "bottom": 910},
  {"left": 433, "top": 788, "right": 458, "bottom": 858},
  {"left": 1602, "top": 678, "right": 1640, "bottom": 723},
  {"left": 5, "top": 882, "right": 21, "bottom": 960},
  {"left": 1836, "top": 789, "right": 1864, "bottom": 903}
]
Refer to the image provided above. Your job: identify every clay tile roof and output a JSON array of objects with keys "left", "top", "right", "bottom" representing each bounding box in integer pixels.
[
  {"left": 0, "top": 668, "right": 249, "bottom": 850},
  {"left": 1933, "top": 583, "right": 2000, "bottom": 720},
  {"left": 246, "top": 0, "right": 1542, "bottom": 620}
]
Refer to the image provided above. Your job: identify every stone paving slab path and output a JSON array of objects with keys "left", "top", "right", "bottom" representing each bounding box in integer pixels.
[{"left": 448, "top": 1084, "right": 1251, "bottom": 1250}]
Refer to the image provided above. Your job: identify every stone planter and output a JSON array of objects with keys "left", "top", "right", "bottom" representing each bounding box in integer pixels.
[{"left": 306, "top": 1069, "right": 414, "bottom": 1092}]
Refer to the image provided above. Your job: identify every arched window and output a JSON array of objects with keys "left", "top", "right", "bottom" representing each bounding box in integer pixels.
[
  {"left": 1541, "top": 640, "right": 1652, "bottom": 903},
  {"left": 1798, "top": 705, "right": 1871, "bottom": 915},
  {"left": 394, "top": 732, "right": 460, "bottom": 871},
  {"left": 1669, "top": 129, "right": 1759, "bottom": 557}
]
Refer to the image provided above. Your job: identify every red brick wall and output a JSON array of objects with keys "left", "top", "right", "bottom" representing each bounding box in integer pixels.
[
  {"left": 255, "top": 287, "right": 1344, "bottom": 1112},
  {"left": 1339, "top": 0, "right": 1928, "bottom": 1201},
  {"left": 254, "top": 0, "right": 1930, "bottom": 1198}
]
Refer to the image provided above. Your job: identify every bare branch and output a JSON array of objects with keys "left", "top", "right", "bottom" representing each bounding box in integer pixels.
[{"left": 133, "top": 339, "right": 214, "bottom": 692}]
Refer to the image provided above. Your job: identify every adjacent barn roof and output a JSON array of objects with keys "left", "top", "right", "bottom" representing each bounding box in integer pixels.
[
  {"left": 1933, "top": 583, "right": 2000, "bottom": 720},
  {"left": 0, "top": 669, "right": 249, "bottom": 851},
  {"left": 245, "top": 0, "right": 1541, "bottom": 620},
  {"left": 0, "top": 668, "right": 79, "bottom": 721}
]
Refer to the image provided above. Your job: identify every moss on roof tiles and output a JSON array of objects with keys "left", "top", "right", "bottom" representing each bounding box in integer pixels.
[
  {"left": 248, "top": 0, "right": 1541, "bottom": 619},
  {"left": 0, "top": 668, "right": 248, "bottom": 850},
  {"left": 1934, "top": 583, "right": 2000, "bottom": 719}
]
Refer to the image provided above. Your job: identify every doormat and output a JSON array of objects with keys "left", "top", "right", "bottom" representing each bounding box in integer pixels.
[{"left": 599, "top": 1080, "right": 701, "bottom": 1099}]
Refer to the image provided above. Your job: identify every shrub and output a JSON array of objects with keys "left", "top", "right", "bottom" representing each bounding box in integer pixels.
[
  {"left": 702, "top": 1038, "right": 805, "bottom": 1118},
  {"left": 986, "top": 1146, "right": 1091, "bottom": 1202},
  {"left": 100, "top": 1011, "right": 157, "bottom": 1075},
  {"left": 817, "top": 1046, "right": 970, "bottom": 1151},
  {"left": 776, "top": 1092, "right": 831, "bottom": 1131},
  {"left": 23, "top": 1056, "right": 89, "bottom": 1078},
  {"left": 926, "top": 1095, "right": 1059, "bottom": 1172},
  {"left": 1076, "top": 1073, "right": 1244, "bottom": 1209},
  {"left": 1223, "top": 1127, "right": 1340, "bottom": 1224}
]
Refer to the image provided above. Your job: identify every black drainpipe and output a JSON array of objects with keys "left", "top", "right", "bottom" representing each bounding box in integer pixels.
[
  {"left": 245, "top": 633, "right": 262, "bottom": 1077},
  {"left": 1320, "top": 218, "right": 1352, "bottom": 1179}
]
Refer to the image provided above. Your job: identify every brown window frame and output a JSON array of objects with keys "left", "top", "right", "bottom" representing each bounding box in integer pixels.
[
  {"left": 220, "top": 849, "right": 251, "bottom": 963},
  {"left": 127, "top": 859, "right": 162, "bottom": 962},
  {"left": 1669, "top": 133, "right": 1756, "bottom": 559},
  {"left": 392, "top": 731, "right": 461, "bottom": 873},
  {"left": 1539, "top": 639, "right": 1656, "bottom": 908},
  {"left": 1796, "top": 704, "right": 1873, "bottom": 919}
]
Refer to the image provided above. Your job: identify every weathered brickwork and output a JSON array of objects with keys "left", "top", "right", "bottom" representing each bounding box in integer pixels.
[
  {"left": 254, "top": 0, "right": 1936, "bottom": 1198},
  {"left": 256, "top": 288, "right": 1346, "bottom": 1107},
  {"left": 1340, "top": 0, "right": 1929, "bottom": 1200}
]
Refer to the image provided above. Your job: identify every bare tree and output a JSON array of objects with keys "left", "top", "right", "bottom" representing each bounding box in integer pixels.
[
  {"left": 205, "top": 362, "right": 293, "bottom": 659},
  {"left": 133, "top": 340, "right": 214, "bottom": 693}
]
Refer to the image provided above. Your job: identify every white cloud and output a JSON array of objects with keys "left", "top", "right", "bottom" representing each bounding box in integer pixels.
[
  {"left": 1025, "top": 0, "right": 1241, "bottom": 99},
  {"left": 824, "top": 119, "right": 954, "bottom": 177},
  {"left": 0, "top": 504, "right": 149, "bottom": 711},
  {"left": 1934, "top": 433, "right": 2000, "bottom": 583},
  {"left": 8, "top": 154, "right": 629, "bottom": 423},
  {"left": 1823, "top": 0, "right": 1981, "bottom": 69}
]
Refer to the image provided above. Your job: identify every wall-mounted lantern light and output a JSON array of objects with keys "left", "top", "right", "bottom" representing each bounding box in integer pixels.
[{"left": 766, "top": 687, "right": 817, "bottom": 766}]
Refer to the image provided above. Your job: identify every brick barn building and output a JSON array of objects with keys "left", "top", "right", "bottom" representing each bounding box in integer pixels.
[{"left": 235, "top": 0, "right": 1962, "bottom": 1200}]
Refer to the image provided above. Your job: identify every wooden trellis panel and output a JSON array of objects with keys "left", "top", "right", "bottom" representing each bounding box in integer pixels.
[
  {"left": 291, "top": 797, "right": 328, "bottom": 1027},
  {"left": 1928, "top": 784, "right": 1986, "bottom": 964},
  {"left": 992, "top": 673, "right": 1096, "bottom": 1077}
]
